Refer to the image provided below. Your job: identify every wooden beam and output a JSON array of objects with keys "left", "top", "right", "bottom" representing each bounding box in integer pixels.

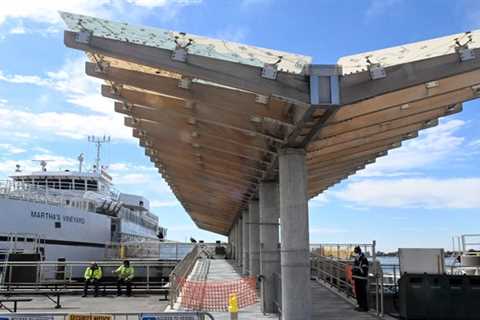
[
  {"left": 309, "top": 104, "right": 458, "bottom": 150},
  {"left": 308, "top": 136, "right": 403, "bottom": 163},
  {"left": 127, "top": 118, "right": 271, "bottom": 162},
  {"left": 320, "top": 87, "right": 473, "bottom": 139},
  {"left": 334, "top": 70, "right": 480, "bottom": 124},
  {"left": 145, "top": 152, "right": 263, "bottom": 179},
  {"left": 118, "top": 102, "right": 274, "bottom": 153},
  {"left": 88, "top": 62, "right": 301, "bottom": 124},
  {"left": 159, "top": 165, "right": 254, "bottom": 188},
  {"left": 137, "top": 131, "right": 267, "bottom": 171},
  {"left": 65, "top": 31, "right": 310, "bottom": 102},
  {"left": 308, "top": 123, "right": 421, "bottom": 155},
  {"left": 340, "top": 48, "right": 480, "bottom": 105},
  {"left": 308, "top": 161, "right": 371, "bottom": 180},
  {"left": 107, "top": 87, "right": 287, "bottom": 143},
  {"left": 155, "top": 157, "right": 261, "bottom": 181},
  {"left": 308, "top": 144, "right": 395, "bottom": 170}
]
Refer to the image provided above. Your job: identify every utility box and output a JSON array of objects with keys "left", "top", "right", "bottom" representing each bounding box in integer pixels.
[
  {"left": 399, "top": 274, "right": 478, "bottom": 320},
  {"left": 399, "top": 248, "right": 445, "bottom": 274}
]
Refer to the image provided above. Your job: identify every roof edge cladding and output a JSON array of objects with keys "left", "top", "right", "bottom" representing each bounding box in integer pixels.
[
  {"left": 338, "top": 29, "right": 480, "bottom": 74},
  {"left": 60, "top": 11, "right": 312, "bottom": 75}
]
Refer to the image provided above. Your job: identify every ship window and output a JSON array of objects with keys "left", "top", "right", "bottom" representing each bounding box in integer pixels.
[
  {"left": 75, "top": 179, "right": 86, "bottom": 190},
  {"left": 55, "top": 222, "right": 61, "bottom": 229},
  {"left": 86, "top": 180, "right": 98, "bottom": 191},
  {"left": 60, "top": 179, "right": 73, "bottom": 190}
]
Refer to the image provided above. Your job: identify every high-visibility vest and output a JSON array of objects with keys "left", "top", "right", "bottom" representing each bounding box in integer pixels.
[
  {"left": 84, "top": 267, "right": 102, "bottom": 280},
  {"left": 116, "top": 265, "right": 134, "bottom": 280}
]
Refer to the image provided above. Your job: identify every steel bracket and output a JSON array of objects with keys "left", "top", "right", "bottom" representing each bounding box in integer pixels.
[
  {"left": 368, "top": 63, "right": 386, "bottom": 80},
  {"left": 171, "top": 45, "right": 188, "bottom": 62},
  {"left": 261, "top": 64, "right": 278, "bottom": 80},
  {"left": 75, "top": 30, "right": 92, "bottom": 44},
  {"left": 309, "top": 64, "right": 341, "bottom": 105},
  {"left": 457, "top": 47, "right": 475, "bottom": 62}
]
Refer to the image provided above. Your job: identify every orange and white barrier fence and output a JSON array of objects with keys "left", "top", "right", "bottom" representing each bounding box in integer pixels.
[{"left": 178, "top": 276, "right": 257, "bottom": 311}]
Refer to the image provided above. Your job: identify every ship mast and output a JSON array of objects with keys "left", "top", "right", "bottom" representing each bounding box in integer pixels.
[{"left": 88, "top": 135, "right": 110, "bottom": 172}]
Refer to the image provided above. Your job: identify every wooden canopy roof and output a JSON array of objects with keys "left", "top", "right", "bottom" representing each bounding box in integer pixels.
[{"left": 62, "top": 12, "right": 480, "bottom": 235}]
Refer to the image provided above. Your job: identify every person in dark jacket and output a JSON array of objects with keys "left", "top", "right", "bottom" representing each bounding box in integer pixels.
[{"left": 352, "top": 246, "right": 369, "bottom": 312}]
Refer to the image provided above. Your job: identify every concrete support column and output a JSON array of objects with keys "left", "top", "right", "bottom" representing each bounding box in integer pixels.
[
  {"left": 259, "top": 181, "right": 280, "bottom": 314},
  {"left": 279, "top": 148, "right": 311, "bottom": 320},
  {"left": 249, "top": 200, "right": 260, "bottom": 278},
  {"left": 242, "top": 210, "right": 250, "bottom": 275}
]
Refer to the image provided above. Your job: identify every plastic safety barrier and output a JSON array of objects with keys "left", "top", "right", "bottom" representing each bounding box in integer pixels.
[{"left": 179, "top": 277, "right": 257, "bottom": 311}]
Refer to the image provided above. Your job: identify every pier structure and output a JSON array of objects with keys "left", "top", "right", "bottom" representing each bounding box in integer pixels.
[{"left": 62, "top": 12, "right": 480, "bottom": 319}]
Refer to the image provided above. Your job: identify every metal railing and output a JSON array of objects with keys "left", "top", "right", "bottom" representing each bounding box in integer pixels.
[
  {"left": 106, "top": 242, "right": 195, "bottom": 260},
  {"left": 169, "top": 245, "right": 202, "bottom": 308},
  {"left": 310, "top": 253, "right": 385, "bottom": 317},
  {"left": 0, "top": 260, "right": 176, "bottom": 291}
]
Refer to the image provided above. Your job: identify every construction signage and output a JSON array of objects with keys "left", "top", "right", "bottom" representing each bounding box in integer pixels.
[
  {"left": 0, "top": 316, "right": 54, "bottom": 320},
  {"left": 68, "top": 314, "right": 113, "bottom": 320}
]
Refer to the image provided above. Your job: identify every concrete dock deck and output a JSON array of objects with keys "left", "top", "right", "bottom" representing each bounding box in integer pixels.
[{"left": 180, "top": 259, "right": 389, "bottom": 320}]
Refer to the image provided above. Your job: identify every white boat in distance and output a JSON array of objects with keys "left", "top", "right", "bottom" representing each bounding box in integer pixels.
[{"left": 0, "top": 138, "right": 167, "bottom": 263}]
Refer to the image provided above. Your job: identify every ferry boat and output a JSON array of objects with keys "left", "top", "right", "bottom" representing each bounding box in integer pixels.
[{"left": 0, "top": 139, "right": 167, "bottom": 263}]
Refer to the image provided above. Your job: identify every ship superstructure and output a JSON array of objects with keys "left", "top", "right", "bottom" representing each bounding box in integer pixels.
[{"left": 0, "top": 140, "right": 167, "bottom": 263}]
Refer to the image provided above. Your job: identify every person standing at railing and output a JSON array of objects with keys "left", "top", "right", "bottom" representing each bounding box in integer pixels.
[
  {"left": 352, "top": 246, "right": 369, "bottom": 312},
  {"left": 83, "top": 262, "right": 102, "bottom": 297},
  {"left": 113, "top": 260, "right": 134, "bottom": 296}
]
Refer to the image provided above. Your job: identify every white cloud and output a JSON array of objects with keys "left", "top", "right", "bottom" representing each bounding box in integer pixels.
[
  {"left": 0, "top": 57, "right": 113, "bottom": 115},
  {"left": 0, "top": 155, "right": 78, "bottom": 178},
  {"left": 358, "top": 119, "right": 465, "bottom": 177},
  {"left": 365, "top": 0, "right": 402, "bottom": 19},
  {"left": 0, "top": 0, "right": 201, "bottom": 26},
  {"left": 214, "top": 26, "right": 249, "bottom": 43},
  {"left": 333, "top": 178, "right": 480, "bottom": 209},
  {"left": 470, "top": 139, "right": 480, "bottom": 147},
  {"left": 151, "top": 200, "right": 179, "bottom": 208},
  {"left": 0, "top": 104, "right": 132, "bottom": 141},
  {"left": 127, "top": 0, "right": 201, "bottom": 8},
  {"left": 309, "top": 193, "right": 328, "bottom": 207},
  {"left": 0, "top": 144, "right": 27, "bottom": 155}
]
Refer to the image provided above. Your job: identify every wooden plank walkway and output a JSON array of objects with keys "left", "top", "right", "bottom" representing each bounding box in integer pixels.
[{"left": 179, "top": 259, "right": 388, "bottom": 319}]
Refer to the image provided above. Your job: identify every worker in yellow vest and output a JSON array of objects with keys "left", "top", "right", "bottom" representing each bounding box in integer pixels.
[
  {"left": 113, "top": 260, "right": 134, "bottom": 296},
  {"left": 83, "top": 262, "right": 102, "bottom": 297}
]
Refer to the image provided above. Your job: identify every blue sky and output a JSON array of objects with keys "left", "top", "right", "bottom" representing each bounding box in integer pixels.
[{"left": 0, "top": 0, "right": 479, "bottom": 251}]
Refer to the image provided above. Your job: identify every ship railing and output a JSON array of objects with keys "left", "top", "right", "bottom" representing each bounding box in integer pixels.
[
  {"left": 0, "top": 260, "right": 176, "bottom": 292},
  {"left": 0, "top": 180, "right": 98, "bottom": 212}
]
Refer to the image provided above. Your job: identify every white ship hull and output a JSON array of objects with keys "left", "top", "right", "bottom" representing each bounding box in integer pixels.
[{"left": 0, "top": 198, "right": 111, "bottom": 262}]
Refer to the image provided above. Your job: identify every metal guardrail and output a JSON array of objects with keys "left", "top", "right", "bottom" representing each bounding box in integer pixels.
[
  {"left": 310, "top": 254, "right": 385, "bottom": 317},
  {"left": 169, "top": 245, "right": 202, "bottom": 308},
  {"left": 0, "top": 260, "right": 175, "bottom": 291}
]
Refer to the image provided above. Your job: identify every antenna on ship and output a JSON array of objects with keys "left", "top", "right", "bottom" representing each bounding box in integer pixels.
[
  {"left": 78, "top": 153, "right": 85, "bottom": 173},
  {"left": 32, "top": 160, "right": 53, "bottom": 172},
  {"left": 88, "top": 135, "right": 110, "bottom": 172}
]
